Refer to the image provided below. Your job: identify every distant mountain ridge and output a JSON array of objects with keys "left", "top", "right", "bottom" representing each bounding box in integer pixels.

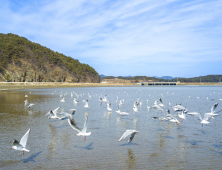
[
  {"left": 0, "top": 33, "right": 100, "bottom": 82},
  {"left": 100, "top": 74, "right": 222, "bottom": 82}
]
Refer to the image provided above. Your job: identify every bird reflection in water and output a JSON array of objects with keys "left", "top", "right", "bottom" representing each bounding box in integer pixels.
[{"left": 127, "top": 148, "right": 137, "bottom": 169}]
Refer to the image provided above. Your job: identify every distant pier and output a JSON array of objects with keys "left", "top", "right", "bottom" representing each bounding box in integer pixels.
[{"left": 140, "top": 82, "right": 178, "bottom": 86}]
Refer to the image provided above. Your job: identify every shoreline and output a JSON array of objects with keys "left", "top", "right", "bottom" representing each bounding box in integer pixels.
[{"left": 0, "top": 82, "right": 221, "bottom": 91}]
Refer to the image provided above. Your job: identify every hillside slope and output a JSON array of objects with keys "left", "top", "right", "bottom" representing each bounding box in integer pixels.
[{"left": 0, "top": 33, "right": 100, "bottom": 82}]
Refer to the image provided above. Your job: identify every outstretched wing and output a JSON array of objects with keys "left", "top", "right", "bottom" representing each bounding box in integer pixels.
[
  {"left": 211, "top": 103, "right": 218, "bottom": 113},
  {"left": 118, "top": 130, "right": 135, "bottom": 142},
  {"left": 20, "top": 128, "right": 31, "bottom": 147},
  {"left": 68, "top": 118, "right": 81, "bottom": 133},
  {"left": 128, "top": 133, "right": 136, "bottom": 143},
  {"left": 82, "top": 113, "right": 89, "bottom": 133},
  {"left": 45, "top": 107, "right": 60, "bottom": 116}
]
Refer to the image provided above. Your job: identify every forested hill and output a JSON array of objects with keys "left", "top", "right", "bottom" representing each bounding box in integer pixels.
[{"left": 0, "top": 33, "right": 100, "bottom": 82}]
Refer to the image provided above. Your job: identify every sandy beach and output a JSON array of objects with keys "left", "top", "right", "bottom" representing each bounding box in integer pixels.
[
  {"left": 0, "top": 82, "right": 221, "bottom": 91},
  {"left": 0, "top": 82, "right": 137, "bottom": 90}
]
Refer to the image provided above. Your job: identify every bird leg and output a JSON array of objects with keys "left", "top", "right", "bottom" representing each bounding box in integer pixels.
[{"left": 83, "top": 136, "right": 86, "bottom": 141}]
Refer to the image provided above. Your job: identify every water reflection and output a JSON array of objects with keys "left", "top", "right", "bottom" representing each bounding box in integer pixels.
[{"left": 127, "top": 148, "right": 137, "bottom": 169}]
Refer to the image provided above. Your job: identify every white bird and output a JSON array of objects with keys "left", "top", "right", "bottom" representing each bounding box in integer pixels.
[
  {"left": 118, "top": 111, "right": 130, "bottom": 116},
  {"left": 45, "top": 107, "right": 60, "bottom": 117},
  {"left": 84, "top": 99, "right": 89, "bottom": 108},
  {"left": 118, "top": 130, "right": 138, "bottom": 143},
  {"left": 119, "top": 100, "right": 123, "bottom": 106},
  {"left": 159, "top": 98, "right": 164, "bottom": 107},
  {"left": 107, "top": 102, "right": 112, "bottom": 111},
  {"left": 103, "top": 94, "right": 107, "bottom": 102},
  {"left": 178, "top": 111, "right": 186, "bottom": 122},
  {"left": 133, "top": 105, "right": 138, "bottom": 113},
  {"left": 11, "top": 128, "right": 31, "bottom": 155},
  {"left": 73, "top": 98, "right": 79, "bottom": 104},
  {"left": 60, "top": 98, "right": 65, "bottom": 103},
  {"left": 28, "top": 103, "right": 35, "bottom": 109},
  {"left": 205, "top": 103, "right": 219, "bottom": 118},
  {"left": 24, "top": 99, "right": 28, "bottom": 105},
  {"left": 152, "top": 100, "right": 163, "bottom": 112},
  {"left": 195, "top": 113, "right": 211, "bottom": 126},
  {"left": 169, "top": 117, "right": 180, "bottom": 125},
  {"left": 59, "top": 109, "right": 76, "bottom": 119},
  {"left": 68, "top": 113, "right": 91, "bottom": 141},
  {"left": 48, "top": 110, "right": 65, "bottom": 120}
]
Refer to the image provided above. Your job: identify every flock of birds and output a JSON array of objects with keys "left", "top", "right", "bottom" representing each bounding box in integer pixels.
[{"left": 11, "top": 90, "right": 221, "bottom": 156}]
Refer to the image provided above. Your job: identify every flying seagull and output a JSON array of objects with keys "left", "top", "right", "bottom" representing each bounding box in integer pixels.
[
  {"left": 11, "top": 128, "right": 31, "bottom": 155},
  {"left": 68, "top": 113, "right": 91, "bottom": 141},
  {"left": 118, "top": 130, "right": 138, "bottom": 143}
]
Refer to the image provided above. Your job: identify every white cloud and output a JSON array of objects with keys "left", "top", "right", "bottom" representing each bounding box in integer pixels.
[{"left": 0, "top": 0, "right": 222, "bottom": 77}]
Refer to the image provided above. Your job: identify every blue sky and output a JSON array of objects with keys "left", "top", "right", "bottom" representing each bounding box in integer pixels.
[{"left": 0, "top": 0, "right": 222, "bottom": 78}]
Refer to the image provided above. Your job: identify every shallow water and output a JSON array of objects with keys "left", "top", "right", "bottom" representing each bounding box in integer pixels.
[{"left": 0, "top": 86, "right": 222, "bottom": 169}]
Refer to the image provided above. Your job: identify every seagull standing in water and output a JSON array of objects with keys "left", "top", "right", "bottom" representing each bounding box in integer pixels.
[
  {"left": 84, "top": 99, "right": 89, "bottom": 108},
  {"left": 107, "top": 102, "right": 112, "bottom": 111},
  {"left": 118, "top": 130, "right": 138, "bottom": 143},
  {"left": 11, "top": 128, "right": 31, "bottom": 155},
  {"left": 68, "top": 113, "right": 91, "bottom": 141}
]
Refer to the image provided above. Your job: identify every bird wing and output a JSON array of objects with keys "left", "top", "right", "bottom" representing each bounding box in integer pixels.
[
  {"left": 68, "top": 118, "right": 81, "bottom": 133},
  {"left": 211, "top": 103, "right": 218, "bottom": 113},
  {"left": 118, "top": 130, "right": 135, "bottom": 141},
  {"left": 13, "top": 139, "right": 22, "bottom": 147},
  {"left": 45, "top": 107, "right": 60, "bottom": 116},
  {"left": 128, "top": 132, "right": 136, "bottom": 143},
  {"left": 204, "top": 113, "right": 212, "bottom": 121},
  {"left": 20, "top": 128, "right": 31, "bottom": 147},
  {"left": 82, "top": 113, "right": 89, "bottom": 133}
]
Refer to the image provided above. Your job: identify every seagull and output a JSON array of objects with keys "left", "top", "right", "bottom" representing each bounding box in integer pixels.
[
  {"left": 133, "top": 105, "right": 138, "bottom": 114},
  {"left": 73, "top": 98, "right": 79, "bottom": 104},
  {"left": 152, "top": 100, "right": 163, "bottom": 112},
  {"left": 205, "top": 103, "right": 219, "bottom": 118},
  {"left": 48, "top": 110, "right": 65, "bottom": 120},
  {"left": 24, "top": 99, "right": 28, "bottom": 105},
  {"left": 195, "top": 113, "right": 211, "bottom": 126},
  {"left": 118, "top": 111, "right": 130, "bottom": 116},
  {"left": 11, "top": 128, "right": 31, "bottom": 155},
  {"left": 84, "top": 99, "right": 89, "bottom": 108},
  {"left": 59, "top": 109, "right": 76, "bottom": 119},
  {"left": 169, "top": 117, "right": 180, "bottom": 125},
  {"left": 103, "top": 94, "right": 107, "bottom": 102},
  {"left": 68, "top": 113, "right": 91, "bottom": 141},
  {"left": 178, "top": 111, "right": 186, "bottom": 122},
  {"left": 60, "top": 98, "right": 65, "bottom": 103},
  {"left": 159, "top": 98, "right": 164, "bottom": 107},
  {"left": 107, "top": 102, "right": 112, "bottom": 111},
  {"left": 118, "top": 130, "right": 138, "bottom": 143},
  {"left": 45, "top": 107, "right": 60, "bottom": 117},
  {"left": 28, "top": 103, "right": 35, "bottom": 109}
]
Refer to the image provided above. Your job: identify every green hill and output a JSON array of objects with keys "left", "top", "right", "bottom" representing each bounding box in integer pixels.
[{"left": 0, "top": 33, "right": 100, "bottom": 82}]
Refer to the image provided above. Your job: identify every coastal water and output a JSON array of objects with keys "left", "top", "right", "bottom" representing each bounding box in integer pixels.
[{"left": 0, "top": 86, "right": 222, "bottom": 169}]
